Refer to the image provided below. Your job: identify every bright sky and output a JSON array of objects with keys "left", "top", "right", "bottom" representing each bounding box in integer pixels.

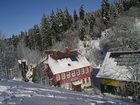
[{"left": 0, "top": 0, "right": 115, "bottom": 37}]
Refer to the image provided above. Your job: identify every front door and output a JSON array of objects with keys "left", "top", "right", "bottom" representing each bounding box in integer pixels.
[{"left": 72, "top": 84, "right": 82, "bottom": 91}]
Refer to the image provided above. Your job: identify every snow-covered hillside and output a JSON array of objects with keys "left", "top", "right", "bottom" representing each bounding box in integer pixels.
[{"left": 0, "top": 79, "right": 138, "bottom": 105}]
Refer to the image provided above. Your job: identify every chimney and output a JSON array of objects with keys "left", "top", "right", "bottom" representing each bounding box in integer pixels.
[
  {"left": 65, "top": 48, "right": 71, "bottom": 54},
  {"left": 52, "top": 51, "right": 58, "bottom": 59}
]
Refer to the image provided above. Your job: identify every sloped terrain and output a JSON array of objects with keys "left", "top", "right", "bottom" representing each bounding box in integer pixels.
[{"left": 0, "top": 79, "right": 138, "bottom": 105}]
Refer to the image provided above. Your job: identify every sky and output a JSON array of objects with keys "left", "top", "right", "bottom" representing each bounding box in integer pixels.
[{"left": 0, "top": 0, "right": 115, "bottom": 37}]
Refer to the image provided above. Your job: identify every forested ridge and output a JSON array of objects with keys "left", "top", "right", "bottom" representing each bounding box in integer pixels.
[{"left": 9, "top": 0, "right": 140, "bottom": 50}]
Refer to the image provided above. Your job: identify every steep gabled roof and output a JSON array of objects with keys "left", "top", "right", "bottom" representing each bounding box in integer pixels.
[
  {"left": 97, "top": 51, "right": 140, "bottom": 82},
  {"left": 43, "top": 49, "right": 91, "bottom": 75},
  {"left": 44, "top": 49, "right": 79, "bottom": 60}
]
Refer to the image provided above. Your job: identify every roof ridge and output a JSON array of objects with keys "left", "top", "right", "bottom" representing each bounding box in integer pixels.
[{"left": 110, "top": 50, "right": 140, "bottom": 53}]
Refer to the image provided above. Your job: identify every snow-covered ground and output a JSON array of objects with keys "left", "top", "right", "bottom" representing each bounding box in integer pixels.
[{"left": 0, "top": 79, "right": 138, "bottom": 105}]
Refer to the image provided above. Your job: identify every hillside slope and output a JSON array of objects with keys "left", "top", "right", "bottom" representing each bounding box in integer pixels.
[{"left": 0, "top": 79, "right": 138, "bottom": 105}]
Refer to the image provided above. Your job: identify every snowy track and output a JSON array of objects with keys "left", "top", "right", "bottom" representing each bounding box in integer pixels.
[{"left": 0, "top": 79, "right": 138, "bottom": 105}]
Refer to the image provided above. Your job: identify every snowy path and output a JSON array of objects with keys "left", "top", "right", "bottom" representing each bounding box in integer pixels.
[{"left": 0, "top": 79, "right": 138, "bottom": 105}]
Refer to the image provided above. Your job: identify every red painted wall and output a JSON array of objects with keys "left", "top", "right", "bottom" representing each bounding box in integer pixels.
[{"left": 53, "top": 66, "right": 92, "bottom": 85}]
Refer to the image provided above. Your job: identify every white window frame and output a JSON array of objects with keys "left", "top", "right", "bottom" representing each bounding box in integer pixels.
[
  {"left": 77, "top": 69, "right": 80, "bottom": 75},
  {"left": 61, "top": 73, "right": 66, "bottom": 79},
  {"left": 81, "top": 68, "right": 85, "bottom": 74},
  {"left": 82, "top": 79, "right": 85, "bottom": 84},
  {"left": 66, "top": 72, "right": 71, "bottom": 78},
  {"left": 71, "top": 71, "right": 75, "bottom": 77},
  {"left": 86, "top": 77, "right": 89, "bottom": 83},
  {"left": 56, "top": 74, "right": 60, "bottom": 81},
  {"left": 86, "top": 67, "right": 89, "bottom": 73}
]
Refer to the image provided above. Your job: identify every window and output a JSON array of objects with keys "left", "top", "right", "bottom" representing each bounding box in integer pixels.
[
  {"left": 61, "top": 73, "right": 65, "bottom": 79},
  {"left": 86, "top": 78, "right": 89, "bottom": 83},
  {"left": 70, "top": 56, "right": 78, "bottom": 61},
  {"left": 82, "top": 79, "right": 85, "bottom": 84},
  {"left": 85, "top": 67, "right": 89, "bottom": 73},
  {"left": 71, "top": 71, "right": 75, "bottom": 77},
  {"left": 77, "top": 69, "right": 80, "bottom": 75},
  {"left": 66, "top": 72, "right": 71, "bottom": 78},
  {"left": 56, "top": 74, "right": 60, "bottom": 81},
  {"left": 81, "top": 68, "right": 85, "bottom": 74}
]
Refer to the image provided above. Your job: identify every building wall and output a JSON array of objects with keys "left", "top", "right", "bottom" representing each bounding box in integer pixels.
[
  {"left": 100, "top": 79, "right": 125, "bottom": 87},
  {"left": 55, "top": 66, "right": 91, "bottom": 82},
  {"left": 81, "top": 77, "right": 91, "bottom": 89},
  {"left": 53, "top": 66, "right": 92, "bottom": 90},
  {"left": 60, "top": 83, "right": 72, "bottom": 90},
  {"left": 91, "top": 68, "right": 100, "bottom": 89},
  {"left": 60, "top": 77, "right": 91, "bottom": 90},
  {"left": 99, "top": 78, "right": 126, "bottom": 95}
]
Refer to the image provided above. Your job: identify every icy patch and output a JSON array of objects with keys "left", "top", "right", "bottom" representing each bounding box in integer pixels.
[
  {"left": 13, "top": 77, "right": 22, "bottom": 81},
  {"left": 107, "top": 101, "right": 116, "bottom": 104},
  {"left": 96, "top": 100, "right": 105, "bottom": 104},
  {"left": 14, "top": 94, "right": 31, "bottom": 98},
  {"left": 47, "top": 94, "right": 54, "bottom": 98}
]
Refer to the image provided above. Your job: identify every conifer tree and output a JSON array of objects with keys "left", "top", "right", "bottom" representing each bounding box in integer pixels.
[
  {"left": 102, "top": 0, "right": 110, "bottom": 23},
  {"left": 79, "top": 27, "right": 85, "bottom": 41},
  {"left": 84, "top": 18, "right": 89, "bottom": 26},
  {"left": 50, "top": 10, "right": 55, "bottom": 19},
  {"left": 51, "top": 21, "right": 60, "bottom": 41},
  {"left": 73, "top": 10, "right": 78, "bottom": 22},
  {"left": 20, "top": 31, "right": 26, "bottom": 40},
  {"left": 41, "top": 14, "right": 52, "bottom": 50},
  {"left": 79, "top": 5, "right": 85, "bottom": 20},
  {"left": 33, "top": 25, "right": 42, "bottom": 50},
  {"left": 89, "top": 14, "right": 95, "bottom": 29},
  {"left": 11, "top": 35, "right": 19, "bottom": 47},
  {"left": 23, "top": 31, "right": 29, "bottom": 47},
  {"left": 55, "top": 9, "right": 63, "bottom": 33},
  {"left": 63, "top": 8, "right": 73, "bottom": 31},
  {"left": 51, "top": 16, "right": 61, "bottom": 41},
  {"left": 28, "top": 28, "right": 34, "bottom": 49}
]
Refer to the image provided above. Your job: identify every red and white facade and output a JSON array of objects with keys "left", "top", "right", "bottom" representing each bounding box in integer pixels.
[{"left": 40, "top": 49, "right": 92, "bottom": 91}]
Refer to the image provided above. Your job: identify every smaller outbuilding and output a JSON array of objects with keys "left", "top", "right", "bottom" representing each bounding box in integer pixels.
[{"left": 97, "top": 51, "right": 140, "bottom": 97}]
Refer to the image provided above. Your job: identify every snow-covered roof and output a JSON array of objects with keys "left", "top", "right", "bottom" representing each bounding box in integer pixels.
[
  {"left": 18, "top": 60, "right": 22, "bottom": 64},
  {"left": 18, "top": 59, "right": 28, "bottom": 64},
  {"left": 72, "top": 80, "right": 82, "bottom": 86},
  {"left": 44, "top": 54, "right": 91, "bottom": 75},
  {"left": 97, "top": 51, "right": 140, "bottom": 82}
]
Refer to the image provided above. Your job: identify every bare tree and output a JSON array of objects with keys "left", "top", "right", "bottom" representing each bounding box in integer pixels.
[
  {"left": 0, "top": 33, "right": 19, "bottom": 79},
  {"left": 17, "top": 42, "right": 42, "bottom": 65},
  {"left": 17, "top": 42, "right": 42, "bottom": 82},
  {"left": 125, "top": 62, "right": 140, "bottom": 100}
]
